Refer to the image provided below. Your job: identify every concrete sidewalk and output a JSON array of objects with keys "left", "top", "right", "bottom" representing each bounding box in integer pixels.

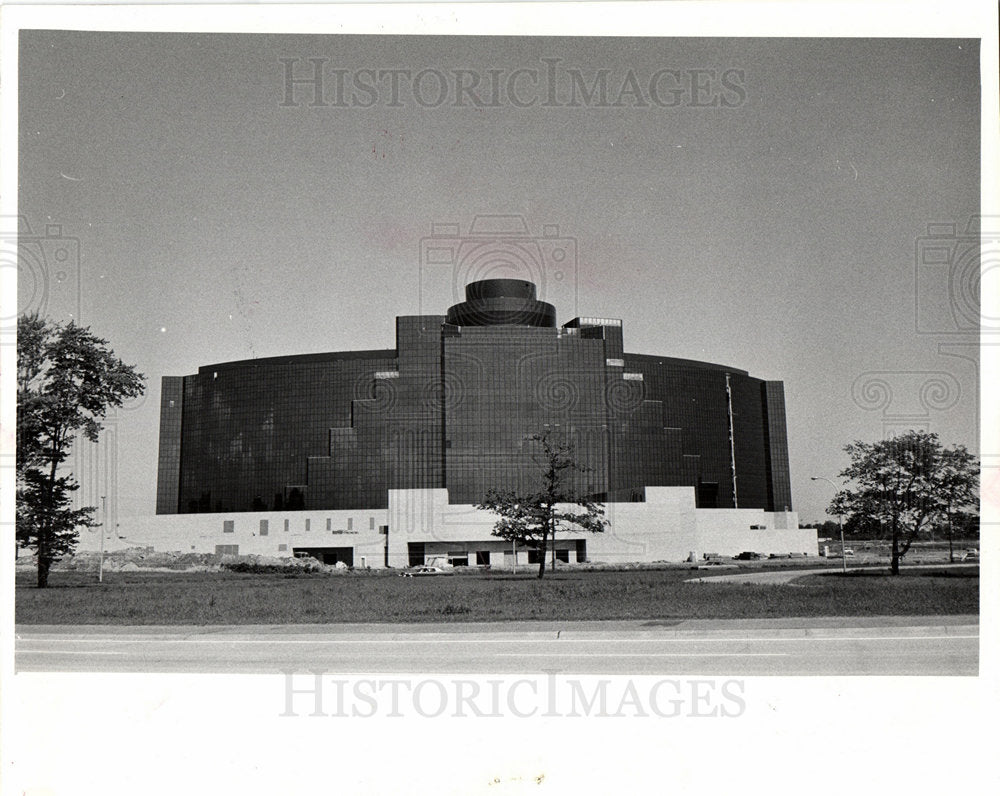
[{"left": 17, "top": 613, "right": 979, "bottom": 641}]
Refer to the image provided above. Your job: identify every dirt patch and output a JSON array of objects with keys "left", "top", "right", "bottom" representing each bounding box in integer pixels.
[{"left": 40, "top": 548, "right": 342, "bottom": 574}]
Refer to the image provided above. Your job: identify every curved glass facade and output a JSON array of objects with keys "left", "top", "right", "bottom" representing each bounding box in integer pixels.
[{"left": 157, "top": 280, "right": 792, "bottom": 514}]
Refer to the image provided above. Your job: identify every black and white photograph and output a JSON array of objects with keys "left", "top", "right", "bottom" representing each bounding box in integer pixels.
[{"left": 2, "top": 2, "right": 997, "bottom": 794}]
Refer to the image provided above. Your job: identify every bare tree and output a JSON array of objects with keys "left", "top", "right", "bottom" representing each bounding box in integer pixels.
[{"left": 478, "top": 432, "right": 607, "bottom": 579}]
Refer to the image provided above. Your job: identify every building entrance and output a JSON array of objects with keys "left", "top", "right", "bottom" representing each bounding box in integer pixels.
[{"left": 292, "top": 546, "right": 354, "bottom": 566}]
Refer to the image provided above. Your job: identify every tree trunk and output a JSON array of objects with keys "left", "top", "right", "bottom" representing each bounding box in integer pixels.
[
  {"left": 537, "top": 530, "right": 548, "bottom": 579},
  {"left": 538, "top": 522, "right": 555, "bottom": 578},
  {"left": 36, "top": 509, "right": 50, "bottom": 588},
  {"left": 947, "top": 505, "right": 954, "bottom": 563},
  {"left": 37, "top": 552, "right": 51, "bottom": 588},
  {"left": 37, "top": 444, "right": 60, "bottom": 589},
  {"left": 890, "top": 530, "right": 900, "bottom": 576}
]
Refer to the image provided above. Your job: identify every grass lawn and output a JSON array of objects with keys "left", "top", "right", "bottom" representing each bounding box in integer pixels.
[{"left": 14, "top": 565, "right": 979, "bottom": 625}]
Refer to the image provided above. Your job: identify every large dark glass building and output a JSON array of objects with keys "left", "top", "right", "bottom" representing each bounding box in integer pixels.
[{"left": 156, "top": 278, "right": 792, "bottom": 518}]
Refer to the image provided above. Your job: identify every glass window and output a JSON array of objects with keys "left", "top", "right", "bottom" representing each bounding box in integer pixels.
[{"left": 223, "top": 520, "right": 234, "bottom": 534}]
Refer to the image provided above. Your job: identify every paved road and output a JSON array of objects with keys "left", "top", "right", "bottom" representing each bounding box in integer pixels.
[{"left": 15, "top": 616, "right": 978, "bottom": 676}]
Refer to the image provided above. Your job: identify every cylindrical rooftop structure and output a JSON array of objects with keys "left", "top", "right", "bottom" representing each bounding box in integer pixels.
[{"left": 445, "top": 279, "right": 556, "bottom": 327}]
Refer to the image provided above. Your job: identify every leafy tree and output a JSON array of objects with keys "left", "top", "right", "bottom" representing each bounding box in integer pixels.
[
  {"left": 945, "top": 509, "right": 980, "bottom": 541},
  {"left": 478, "top": 432, "right": 608, "bottom": 579},
  {"left": 829, "top": 431, "right": 978, "bottom": 575},
  {"left": 842, "top": 513, "right": 882, "bottom": 540},
  {"left": 809, "top": 519, "right": 843, "bottom": 537},
  {"left": 936, "top": 447, "right": 981, "bottom": 560},
  {"left": 16, "top": 313, "right": 145, "bottom": 587}
]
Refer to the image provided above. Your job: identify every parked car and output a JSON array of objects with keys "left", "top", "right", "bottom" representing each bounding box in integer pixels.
[
  {"left": 962, "top": 549, "right": 980, "bottom": 561},
  {"left": 400, "top": 565, "right": 454, "bottom": 577},
  {"left": 733, "top": 551, "right": 763, "bottom": 560}
]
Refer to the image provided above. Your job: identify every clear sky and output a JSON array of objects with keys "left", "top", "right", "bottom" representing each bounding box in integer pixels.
[{"left": 18, "top": 32, "right": 981, "bottom": 523}]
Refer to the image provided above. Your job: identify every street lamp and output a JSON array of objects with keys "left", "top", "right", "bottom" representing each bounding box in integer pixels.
[
  {"left": 811, "top": 477, "right": 847, "bottom": 574},
  {"left": 98, "top": 495, "right": 107, "bottom": 583}
]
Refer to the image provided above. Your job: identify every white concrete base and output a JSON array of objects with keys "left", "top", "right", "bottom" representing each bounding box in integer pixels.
[
  {"left": 75, "top": 487, "right": 818, "bottom": 565},
  {"left": 76, "top": 508, "right": 388, "bottom": 566}
]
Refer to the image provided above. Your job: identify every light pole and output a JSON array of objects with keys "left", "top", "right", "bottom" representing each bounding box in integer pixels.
[
  {"left": 512, "top": 504, "right": 519, "bottom": 574},
  {"left": 98, "top": 495, "right": 107, "bottom": 583},
  {"left": 811, "top": 477, "right": 847, "bottom": 574}
]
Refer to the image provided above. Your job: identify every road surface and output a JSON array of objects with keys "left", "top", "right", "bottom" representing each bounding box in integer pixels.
[{"left": 15, "top": 616, "right": 978, "bottom": 675}]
